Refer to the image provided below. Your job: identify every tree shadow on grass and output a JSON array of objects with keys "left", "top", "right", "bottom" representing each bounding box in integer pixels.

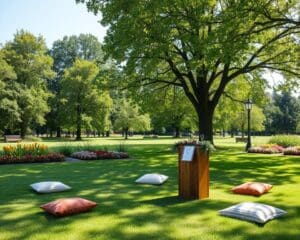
[
  {"left": 140, "top": 195, "right": 187, "bottom": 207},
  {"left": 0, "top": 144, "right": 299, "bottom": 239}
]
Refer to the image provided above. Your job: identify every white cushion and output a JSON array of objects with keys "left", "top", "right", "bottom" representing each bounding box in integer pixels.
[
  {"left": 219, "top": 202, "right": 287, "bottom": 224},
  {"left": 135, "top": 173, "right": 168, "bottom": 185},
  {"left": 30, "top": 181, "right": 71, "bottom": 193}
]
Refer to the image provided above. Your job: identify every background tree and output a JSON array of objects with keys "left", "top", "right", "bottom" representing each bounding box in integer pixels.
[
  {"left": 60, "top": 59, "right": 110, "bottom": 140},
  {"left": 114, "top": 99, "right": 151, "bottom": 139},
  {"left": 48, "top": 34, "right": 103, "bottom": 137},
  {"left": 90, "top": 91, "right": 113, "bottom": 136},
  {"left": 214, "top": 76, "right": 267, "bottom": 136},
  {"left": 137, "top": 86, "right": 197, "bottom": 137},
  {"left": 1, "top": 30, "right": 54, "bottom": 138},
  {"left": 264, "top": 91, "right": 300, "bottom": 134},
  {"left": 78, "top": 0, "right": 300, "bottom": 142},
  {"left": 0, "top": 52, "right": 19, "bottom": 134}
]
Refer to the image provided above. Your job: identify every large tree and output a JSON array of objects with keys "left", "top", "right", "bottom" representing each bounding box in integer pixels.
[
  {"left": 78, "top": 0, "right": 300, "bottom": 142},
  {"left": 60, "top": 59, "right": 111, "bottom": 140},
  {"left": 48, "top": 34, "right": 103, "bottom": 136},
  {"left": 0, "top": 52, "right": 19, "bottom": 133},
  {"left": 1, "top": 30, "right": 54, "bottom": 137}
]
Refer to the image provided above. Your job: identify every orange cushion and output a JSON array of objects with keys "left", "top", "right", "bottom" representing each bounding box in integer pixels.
[
  {"left": 232, "top": 182, "right": 273, "bottom": 196},
  {"left": 41, "top": 197, "right": 97, "bottom": 217}
]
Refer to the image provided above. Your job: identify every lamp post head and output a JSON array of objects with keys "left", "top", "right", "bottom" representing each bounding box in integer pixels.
[{"left": 245, "top": 99, "right": 253, "bottom": 110}]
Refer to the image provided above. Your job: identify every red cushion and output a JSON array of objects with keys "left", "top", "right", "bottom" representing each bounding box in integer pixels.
[
  {"left": 41, "top": 197, "right": 97, "bottom": 216},
  {"left": 232, "top": 182, "right": 273, "bottom": 196}
]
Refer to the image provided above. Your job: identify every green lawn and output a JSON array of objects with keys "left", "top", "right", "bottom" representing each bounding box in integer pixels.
[{"left": 0, "top": 137, "right": 299, "bottom": 240}]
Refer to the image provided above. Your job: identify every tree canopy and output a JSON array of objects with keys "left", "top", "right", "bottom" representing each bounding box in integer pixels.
[
  {"left": 114, "top": 99, "right": 151, "bottom": 139},
  {"left": 78, "top": 0, "right": 300, "bottom": 142},
  {"left": 47, "top": 34, "right": 104, "bottom": 136},
  {"left": 0, "top": 52, "right": 19, "bottom": 132},
  {"left": 60, "top": 58, "right": 111, "bottom": 140},
  {"left": 1, "top": 30, "right": 54, "bottom": 137}
]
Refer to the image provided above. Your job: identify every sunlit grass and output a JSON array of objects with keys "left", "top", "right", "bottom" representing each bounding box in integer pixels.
[{"left": 0, "top": 137, "right": 299, "bottom": 240}]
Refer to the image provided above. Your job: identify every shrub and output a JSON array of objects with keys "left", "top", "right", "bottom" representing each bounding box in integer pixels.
[
  {"left": 248, "top": 144, "right": 284, "bottom": 154},
  {"left": 71, "top": 150, "right": 129, "bottom": 160},
  {"left": 268, "top": 135, "right": 300, "bottom": 147},
  {"left": 283, "top": 146, "right": 300, "bottom": 156},
  {"left": 116, "top": 141, "right": 126, "bottom": 152},
  {"left": 71, "top": 151, "right": 97, "bottom": 160},
  {"left": 93, "top": 150, "right": 129, "bottom": 159},
  {"left": 56, "top": 145, "right": 74, "bottom": 157},
  {"left": 0, "top": 153, "right": 65, "bottom": 164}
]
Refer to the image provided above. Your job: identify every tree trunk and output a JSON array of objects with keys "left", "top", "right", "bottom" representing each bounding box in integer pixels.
[
  {"left": 124, "top": 128, "right": 129, "bottom": 140},
  {"left": 76, "top": 104, "right": 82, "bottom": 141},
  {"left": 174, "top": 127, "right": 180, "bottom": 138},
  {"left": 106, "top": 131, "right": 110, "bottom": 137},
  {"left": 230, "top": 128, "right": 234, "bottom": 138},
  {"left": 56, "top": 127, "right": 61, "bottom": 138},
  {"left": 197, "top": 108, "right": 214, "bottom": 143},
  {"left": 241, "top": 123, "right": 245, "bottom": 138},
  {"left": 20, "top": 120, "right": 27, "bottom": 139}
]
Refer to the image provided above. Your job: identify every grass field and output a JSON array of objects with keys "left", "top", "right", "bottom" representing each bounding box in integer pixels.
[{"left": 0, "top": 136, "right": 299, "bottom": 240}]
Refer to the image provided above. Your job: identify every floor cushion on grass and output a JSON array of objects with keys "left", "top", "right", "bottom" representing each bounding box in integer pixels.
[
  {"left": 219, "top": 202, "right": 286, "bottom": 224},
  {"left": 41, "top": 197, "right": 97, "bottom": 217},
  {"left": 135, "top": 173, "right": 168, "bottom": 185},
  {"left": 31, "top": 181, "right": 71, "bottom": 193},
  {"left": 232, "top": 182, "right": 272, "bottom": 196}
]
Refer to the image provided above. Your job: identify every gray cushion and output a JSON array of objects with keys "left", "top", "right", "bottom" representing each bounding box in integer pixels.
[{"left": 219, "top": 202, "right": 287, "bottom": 224}]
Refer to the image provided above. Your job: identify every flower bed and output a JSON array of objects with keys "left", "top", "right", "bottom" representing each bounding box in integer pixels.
[
  {"left": 0, "top": 153, "right": 65, "bottom": 164},
  {"left": 71, "top": 150, "right": 129, "bottom": 160},
  {"left": 247, "top": 144, "right": 284, "bottom": 154},
  {"left": 1, "top": 143, "right": 65, "bottom": 164},
  {"left": 283, "top": 146, "right": 300, "bottom": 156},
  {"left": 3, "top": 143, "right": 48, "bottom": 157}
]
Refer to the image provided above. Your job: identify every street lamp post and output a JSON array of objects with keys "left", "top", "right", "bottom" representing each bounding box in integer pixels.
[{"left": 245, "top": 99, "right": 252, "bottom": 152}]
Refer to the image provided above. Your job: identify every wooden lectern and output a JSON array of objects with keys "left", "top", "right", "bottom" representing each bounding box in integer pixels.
[{"left": 178, "top": 145, "right": 209, "bottom": 199}]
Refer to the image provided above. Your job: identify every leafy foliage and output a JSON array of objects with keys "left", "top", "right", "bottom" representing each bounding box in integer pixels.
[
  {"left": 78, "top": 0, "right": 300, "bottom": 141},
  {"left": 268, "top": 135, "right": 300, "bottom": 147},
  {"left": 0, "top": 52, "right": 19, "bottom": 132},
  {"left": 1, "top": 30, "right": 54, "bottom": 137},
  {"left": 60, "top": 59, "right": 111, "bottom": 140},
  {"left": 114, "top": 99, "right": 151, "bottom": 139},
  {"left": 47, "top": 34, "right": 104, "bottom": 136},
  {"left": 264, "top": 91, "right": 300, "bottom": 134},
  {"left": 137, "top": 86, "right": 197, "bottom": 136}
]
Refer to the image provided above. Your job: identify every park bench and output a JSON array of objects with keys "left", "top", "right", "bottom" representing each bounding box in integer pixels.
[
  {"left": 143, "top": 134, "right": 159, "bottom": 139},
  {"left": 4, "top": 135, "right": 22, "bottom": 142},
  {"left": 235, "top": 137, "right": 248, "bottom": 143}
]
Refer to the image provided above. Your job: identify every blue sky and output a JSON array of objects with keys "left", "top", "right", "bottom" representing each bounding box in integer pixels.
[{"left": 0, "top": 0, "right": 107, "bottom": 47}]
